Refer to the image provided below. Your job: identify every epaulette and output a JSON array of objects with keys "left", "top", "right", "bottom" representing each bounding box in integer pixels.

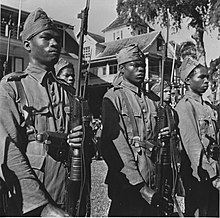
[{"left": 6, "top": 72, "right": 28, "bottom": 82}]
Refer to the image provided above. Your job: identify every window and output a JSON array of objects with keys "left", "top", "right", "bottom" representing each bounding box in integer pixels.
[
  {"left": 83, "top": 46, "right": 91, "bottom": 59},
  {"left": 157, "top": 38, "right": 163, "bottom": 51},
  {"left": 149, "top": 58, "right": 160, "bottom": 76},
  {"left": 109, "top": 64, "right": 117, "bottom": 75},
  {"left": 114, "top": 30, "right": 123, "bottom": 41},
  {"left": 14, "top": 57, "right": 23, "bottom": 71},
  {"left": 103, "top": 67, "right": 106, "bottom": 75}
]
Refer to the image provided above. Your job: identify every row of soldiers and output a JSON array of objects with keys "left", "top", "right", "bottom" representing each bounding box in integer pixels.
[
  {"left": 101, "top": 44, "right": 220, "bottom": 217},
  {"left": 0, "top": 7, "right": 219, "bottom": 217}
]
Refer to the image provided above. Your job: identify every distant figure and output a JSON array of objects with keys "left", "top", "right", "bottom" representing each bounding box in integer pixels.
[
  {"left": 55, "top": 57, "right": 75, "bottom": 86},
  {"left": 91, "top": 118, "right": 102, "bottom": 160},
  {"left": 151, "top": 80, "right": 172, "bottom": 106}
]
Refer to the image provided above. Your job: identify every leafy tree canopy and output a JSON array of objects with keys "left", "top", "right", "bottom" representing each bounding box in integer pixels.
[{"left": 117, "top": 0, "right": 220, "bottom": 65}]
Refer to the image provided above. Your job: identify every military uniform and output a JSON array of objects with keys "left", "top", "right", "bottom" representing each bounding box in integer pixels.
[
  {"left": 101, "top": 44, "right": 160, "bottom": 216},
  {"left": 0, "top": 8, "right": 74, "bottom": 216},
  {"left": 0, "top": 63, "right": 72, "bottom": 215},
  {"left": 101, "top": 78, "right": 158, "bottom": 216},
  {"left": 175, "top": 56, "right": 219, "bottom": 217}
]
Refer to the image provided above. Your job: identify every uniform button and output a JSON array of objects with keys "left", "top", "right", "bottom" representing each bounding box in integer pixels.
[{"left": 143, "top": 109, "right": 146, "bottom": 113}]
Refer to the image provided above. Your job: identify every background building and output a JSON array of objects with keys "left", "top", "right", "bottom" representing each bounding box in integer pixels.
[{"left": 0, "top": 5, "right": 79, "bottom": 77}]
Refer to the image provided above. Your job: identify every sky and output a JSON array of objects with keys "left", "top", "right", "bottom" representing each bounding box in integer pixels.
[{"left": 1, "top": 0, "right": 220, "bottom": 64}]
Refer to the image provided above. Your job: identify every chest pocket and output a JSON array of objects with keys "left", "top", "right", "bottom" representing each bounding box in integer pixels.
[
  {"left": 198, "top": 115, "right": 210, "bottom": 136},
  {"left": 121, "top": 104, "right": 141, "bottom": 140}
]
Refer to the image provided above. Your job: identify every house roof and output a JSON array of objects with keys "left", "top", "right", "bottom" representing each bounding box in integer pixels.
[
  {"left": 97, "top": 31, "right": 162, "bottom": 58},
  {"left": 102, "top": 16, "right": 129, "bottom": 32},
  {"left": 102, "top": 15, "right": 154, "bottom": 33},
  {"left": 87, "top": 32, "right": 104, "bottom": 43}
]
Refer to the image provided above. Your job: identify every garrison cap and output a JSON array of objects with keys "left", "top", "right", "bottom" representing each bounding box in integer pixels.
[
  {"left": 151, "top": 80, "right": 171, "bottom": 94},
  {"left": 117, "top": 43, "right": 145, "bottom": 65},
  {"left": 21, "top": 8, "right": 59, "bottom": 42},
  {"left": 55, "top": 58, "right": 73, "bottom": 76},
  {"left": 179, "top": 56, "right": 201, "bottom": 82}
]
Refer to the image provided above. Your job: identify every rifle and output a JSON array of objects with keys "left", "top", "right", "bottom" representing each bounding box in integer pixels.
[
  {"left": 155, "top": 9, "right": 184, "bottom": 217},
  {"left": 65, "top": 0, "right": 92, "bottom": 216},
  {"left": 3, "top": 27, "right": 12, "bottom": 76}
]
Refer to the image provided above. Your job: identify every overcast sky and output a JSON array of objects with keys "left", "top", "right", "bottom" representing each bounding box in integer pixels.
[{"left": 1, "top": 0, "right": 220, "bottom": 64}]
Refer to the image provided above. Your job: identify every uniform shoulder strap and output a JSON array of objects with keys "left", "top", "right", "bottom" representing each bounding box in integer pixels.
[{"left": 8, "top": 72, "right": 34, "bottom": 127}]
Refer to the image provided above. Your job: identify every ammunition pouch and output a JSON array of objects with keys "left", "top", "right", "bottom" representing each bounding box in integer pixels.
[
  {"left": 28, "top": 131, "right": 69, "bottom": 164},
  {"left": 131, "top": 137, "right": 156, "bottom": 186}
]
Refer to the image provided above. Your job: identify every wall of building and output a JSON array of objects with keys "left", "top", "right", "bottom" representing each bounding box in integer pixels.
[
  {"left": 104, "top": 25, "right": 150, "bottom": 43},
  {"left": 104, "top": 25, "right": 132, "bottom": 42}
]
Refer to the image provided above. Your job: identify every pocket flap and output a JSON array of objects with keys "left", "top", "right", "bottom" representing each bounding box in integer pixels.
[
  {"left": 28, "top": 154, "right": 46, "bottom": 170},
  {"left": 121, "top": 108, "right": 141, "bottom": 117}
]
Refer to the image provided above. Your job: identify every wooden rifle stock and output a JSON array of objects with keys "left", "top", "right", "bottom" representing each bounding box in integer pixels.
[{"left": 65, "top": 0, "right": 91, "bottom": 216}]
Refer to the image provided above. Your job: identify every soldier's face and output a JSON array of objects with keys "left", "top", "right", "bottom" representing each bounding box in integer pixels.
[
  {"left": 163, "top": 86, "right": 171, "bottom": 102},
  {"left": 187, "top": 66, "right": 209, "bottom": 94},
  {"left": 121, "top": 60, "right": 146, "bottom": 87},
  {"left": 28, "top": 29, "right": 62, "bottom": 68},
  {"left": 59, "top": 67, "right": 75, "bottom": 86}
]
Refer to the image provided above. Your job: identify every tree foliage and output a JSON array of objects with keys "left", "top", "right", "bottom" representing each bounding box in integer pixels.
[{"left": 117, "top": 0, "right": 220, "bottom": 65}]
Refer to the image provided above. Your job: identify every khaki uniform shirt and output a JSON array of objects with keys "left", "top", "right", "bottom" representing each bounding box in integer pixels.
[
  {"left": 101, "top": 79, "right": 157, "bottom": 190},
  {"left": 175, "top": 90, "right": 218, "bottom": 180},
  {"left": 0, "top": 63, "right": 70, "bottom": 214}
]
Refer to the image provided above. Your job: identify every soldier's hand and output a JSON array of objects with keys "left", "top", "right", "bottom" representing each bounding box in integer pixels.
[
  {"left": 158, "top": 126, "right": 170, "bottom": 140},
  {"left": 213, "top": 177, "right": 220, "bottom": 190},
  {"left": 41, "top": 203, "right": 70, "bottom": 217},
  {"left": 67, "top": 125, "right": 83, "bottom": 149},
  {"left": 139, "top": 184, "right": 155, "bottom": 204},
  {"left": 151, "top": 192, "right": 173, "bottom": 215}
]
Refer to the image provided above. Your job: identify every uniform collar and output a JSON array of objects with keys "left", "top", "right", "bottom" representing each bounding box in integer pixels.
[
  {"left": 185, "top": 90, "right": 203, "bottom": 104},
  {"left": 25, "top": 63, "right": 55, "bottom": 85},
  {"left": 121, "top": 79, "right": 142, "bottom": 95}
]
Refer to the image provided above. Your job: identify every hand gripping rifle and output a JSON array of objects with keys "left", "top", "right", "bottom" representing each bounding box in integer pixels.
[
  {"left": 155, "top": 9, "right": 184, "bottom": 217},
  {"left": 65, "top": 0, "right": 92, "bottom": 216}
]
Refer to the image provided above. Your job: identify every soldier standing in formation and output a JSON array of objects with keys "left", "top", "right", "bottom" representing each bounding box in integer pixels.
[
  {"left": 0, "top": 8, "right": 83, "bottom": 216},
  {"left": 175, "top": 56, "right": 220, "bottom": 217},
  {"left": 55, "top": 57, "right": 75, "bottom": 86},
  {"left": 101, "top": 44, "right": 172, "bottom": 217}
]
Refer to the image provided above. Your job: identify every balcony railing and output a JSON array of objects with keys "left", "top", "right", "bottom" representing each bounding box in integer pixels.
[{"left": 1, "top": 21, "right": 22, "bottom": 40}]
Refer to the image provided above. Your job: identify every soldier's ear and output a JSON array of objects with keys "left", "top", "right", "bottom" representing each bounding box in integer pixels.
[
  {"left": 119, "top": 64, "right": 125, "bottom": 73},
  {"left": 23, "top": 40, "right": 31, "bottom": 52},
  {"left": 185, "top": 77, "right": 190, "bottom": 85}
]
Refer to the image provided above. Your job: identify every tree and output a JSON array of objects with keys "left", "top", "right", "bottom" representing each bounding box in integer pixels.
[{"left": 117, "top": 0, "right": 220, "bottom": 66}]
